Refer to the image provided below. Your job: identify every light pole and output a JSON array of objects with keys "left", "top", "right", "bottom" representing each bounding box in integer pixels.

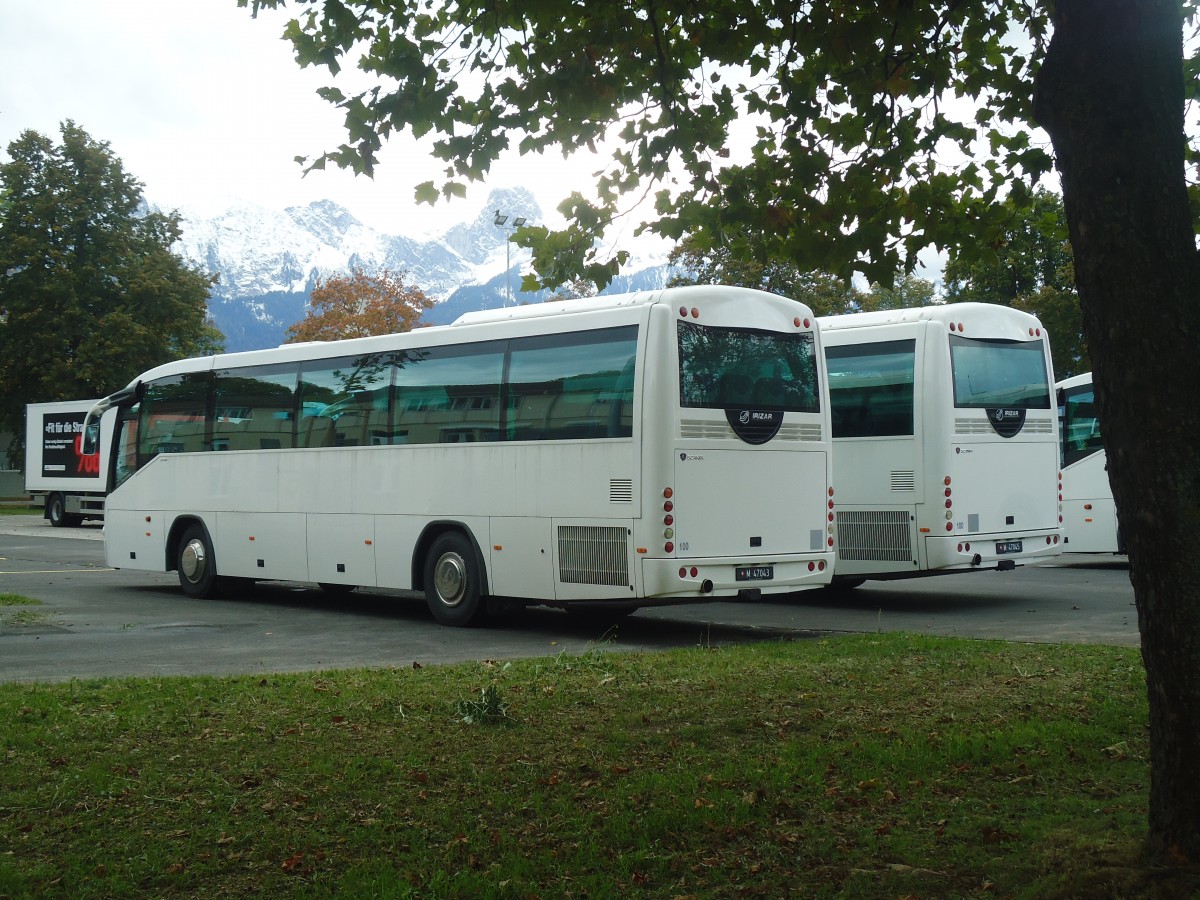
[{"left": 493, "top": 210, "right": 527, "bottom": 305}]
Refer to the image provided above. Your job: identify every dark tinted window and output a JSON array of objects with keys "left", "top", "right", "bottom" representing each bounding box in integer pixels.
[
  {"left": 137, "top": 372, "right": 211, "bottom": 462},
  {"left": 949, "top": 335, "right": 1051, "bottom": 409},
  {"left": 392, "top": 342, "right": 505, "bottom": 444},
  {"left": 678, "top": 320, "right": 819, "bottom": 412},
  {"left": 507, "top": 326, "right": 637, "bottom": 440},
  {"left": 212, "top": 364, "right": 298, "bottom": 451},
  {"left": 298, "top": 354, "right": 393, "bottom": 448},
  {"left": 1060, "top": 384, "right": 1103, "bottom": 466},
  {"left": 825, "top": 339, "right": 916, "bottom": 438}
]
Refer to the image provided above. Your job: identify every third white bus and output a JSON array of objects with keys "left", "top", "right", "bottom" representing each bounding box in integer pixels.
[
  {"left": 1056, "top": 372, "right": 1121, "bottom": 554},
  {"left": 87, "top": 286, "right": 835, "bottom": 625},
  {"left": 818, "top": 302, "right": 1063, "bottom": 585}
]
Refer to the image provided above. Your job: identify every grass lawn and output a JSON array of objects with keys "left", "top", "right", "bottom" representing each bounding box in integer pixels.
[{"left": 0, "top": 631, "right": 1188, "bottom": 898}]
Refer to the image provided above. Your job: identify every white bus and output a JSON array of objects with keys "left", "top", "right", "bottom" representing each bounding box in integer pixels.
[
  {"left": 818, "top": 302, "right": 1062, "bottom": 586},
  {"left": 1056, "top": 372, "right": 1122, "bottom": 554},
  {"left": 87, "top": 286, "right": 835, "bottom": 625}
]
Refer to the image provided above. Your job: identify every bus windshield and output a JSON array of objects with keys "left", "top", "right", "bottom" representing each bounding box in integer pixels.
[
  {"left": 948, "top": 335, "right": 1051, "bottom": 409},
  {"left": 678, "top": 320, "right": 819, "bottom": 412}
]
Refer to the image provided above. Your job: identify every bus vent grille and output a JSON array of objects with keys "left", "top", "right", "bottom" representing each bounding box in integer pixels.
[
  {"left": 558, "top": 525, "right": 630, "bottom": 586},
  {"left": 955, "top": 417, "right": 1053, "bottom": 435},
  {"left": 890, "top": 471, "right": 916, "bottom": 491},
  {"left": 609, "top": 479, "right": 634, "bottom": 503},
  {"left": 835, "top": 510, "right": 913, "bottom": 562},
  {"left": 781, "top": 423, "right": 823, "bottom": 442},
  {"left": 680, "top": 419, "right": 733, "bottom": 439},
  {"left": 679, "top": 420, "right": 822, "bottom": 441}
]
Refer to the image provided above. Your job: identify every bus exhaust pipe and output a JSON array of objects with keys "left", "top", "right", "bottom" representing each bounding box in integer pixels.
[
  {"left": 701, "top": 579, "right": 714, "bottom": 594},
  {"left": 971, "top": 553, "right": 982, "bottom": 567}
]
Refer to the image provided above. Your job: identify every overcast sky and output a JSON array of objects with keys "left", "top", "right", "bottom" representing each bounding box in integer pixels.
[{"left": 0, "top": 0, "right": 601, "bottom": 237}]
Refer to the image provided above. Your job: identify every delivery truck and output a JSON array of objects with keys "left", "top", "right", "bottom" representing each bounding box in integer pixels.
[{"left": 24, "top": 399, "right": 112, "bottom": 526}]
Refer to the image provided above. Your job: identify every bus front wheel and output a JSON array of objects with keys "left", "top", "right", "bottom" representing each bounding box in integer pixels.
[
  {"left": 177, "top": 524, "right": 220, "bottom": 599},
  {"left": 424, "top": 532, "right": 488, "bottom": 627}
]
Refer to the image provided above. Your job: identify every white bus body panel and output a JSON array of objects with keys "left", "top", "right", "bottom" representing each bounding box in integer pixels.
[{"left": 1060, "top": 450, "right": 1119, "bottom": 553}]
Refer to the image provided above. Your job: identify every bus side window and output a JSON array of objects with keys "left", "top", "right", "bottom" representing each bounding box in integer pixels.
[
  {"left": 216, "top": 365, "right": 298, "bottom": 451},
  {"left": 137, "top": 372, "right": 211, "bottom": 464},
  {"left": 506, "top": 327, "right": 637, "bottom": 441},
  {"left": 825, "top": 339, "right": 916, "bottom": 438},
  {"left": 392, "top": 342, "right": 504, "bottom": 445}
]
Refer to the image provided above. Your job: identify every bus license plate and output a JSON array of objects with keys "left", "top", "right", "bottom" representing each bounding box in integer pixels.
[
  {"left": 736, "top": 565, "right": 774, "bottom": 582},
  {"left": 996, "top": 540, "right": 1023, "bottom": 555}
]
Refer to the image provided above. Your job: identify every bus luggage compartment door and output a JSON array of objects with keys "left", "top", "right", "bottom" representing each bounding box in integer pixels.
[{"left": 672, "top": 448, "right": 824, "bottom": 559}]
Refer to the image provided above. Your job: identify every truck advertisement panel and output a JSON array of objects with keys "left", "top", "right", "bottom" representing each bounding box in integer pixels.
[{"left": 39, "top": 410, "right": 100, "bottom": 479}]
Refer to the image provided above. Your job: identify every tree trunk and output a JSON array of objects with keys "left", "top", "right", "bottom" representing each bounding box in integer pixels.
[{"left": 1035, "top": 0, "right": 1200, "bottom": 864}]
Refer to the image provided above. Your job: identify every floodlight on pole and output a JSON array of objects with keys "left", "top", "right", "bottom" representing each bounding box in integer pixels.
[{"left": 493, "top": 210, "right": 529, "bottom": 306}]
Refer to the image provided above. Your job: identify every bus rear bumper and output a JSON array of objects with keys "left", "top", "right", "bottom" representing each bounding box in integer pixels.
[
  {"left": 925, "top": 532, "right": 1063, "bottom": 571},
  {"left": 641, "top": 554, "right": 835, "bottom": 599}
]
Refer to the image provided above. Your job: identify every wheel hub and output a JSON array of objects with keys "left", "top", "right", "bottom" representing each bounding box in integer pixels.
[
  {"left": 433, "top": 552, "right": 467, "bottom": 607},
  {"left": 181, "top": 539, "right": 207, "bottom": 583}
]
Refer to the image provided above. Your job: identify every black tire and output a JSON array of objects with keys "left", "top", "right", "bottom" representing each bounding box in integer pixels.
[
  {"left": 177, "top": 523, "right": 220, "bottom": 599},
  {"left": 46, "top": 493, "right": 79, "bottom": 528},
  {"left": 423, "top": 531, "right": 489, "bottom": 627}
]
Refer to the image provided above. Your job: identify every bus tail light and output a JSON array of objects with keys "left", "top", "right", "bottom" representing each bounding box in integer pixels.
[{"left": 827, "top": 486, "right": 835, "bottom": 547}]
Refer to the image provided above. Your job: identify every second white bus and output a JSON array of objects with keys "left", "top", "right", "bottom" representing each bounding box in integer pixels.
[
  {"left": 818, "top": 302, "right": 1063, "bottom": 585},
  {"left": 89, "top": 286, "right": 835, "bottom": 625}
]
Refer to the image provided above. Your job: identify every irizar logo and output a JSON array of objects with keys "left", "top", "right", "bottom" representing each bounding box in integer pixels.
[
  {"left": 985, "top": 406, "right": 1027, "bottom": 438},
  {"left": 724, "top": 407, "right": 783, "bottom": 445},
  {"left": 738, "top": 409, "right": 775, "bottom": 425}
]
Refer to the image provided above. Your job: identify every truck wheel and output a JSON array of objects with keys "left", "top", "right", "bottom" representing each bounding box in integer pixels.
[
  {"left": 423, "top": 532, "right": 489, "bottom": 627},
  {"left": 46, "top": 493, "right": 77, "bottom": 528},
  {"left": 177, "top": 524, "right": 220, "bottom": 599}
]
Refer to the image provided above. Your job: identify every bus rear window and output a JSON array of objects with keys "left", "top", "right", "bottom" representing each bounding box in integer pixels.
[
  {"left": 678, "top": 320, "right": 819, "bottom": 412},
  {"left": 948, "top": 335, "right": 1051, "bottom": 409}
]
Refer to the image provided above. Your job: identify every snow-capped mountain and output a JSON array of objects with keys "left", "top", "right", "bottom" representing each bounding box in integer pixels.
[{"left": 171, "top": 187, "right": 675, "bottom": 352}]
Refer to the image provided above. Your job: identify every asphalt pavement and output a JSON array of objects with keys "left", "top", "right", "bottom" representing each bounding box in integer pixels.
[{"left": 0, "top": 514, "right": 1137, "bottom": 683}]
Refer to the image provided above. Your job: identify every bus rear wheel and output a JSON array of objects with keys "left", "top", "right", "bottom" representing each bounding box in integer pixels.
[
  {"left": 424, "top": 532, "right": 488, "bottom": 627},
  {"left": 177, "top": 524, "right": 220, "bottom": 599}
]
